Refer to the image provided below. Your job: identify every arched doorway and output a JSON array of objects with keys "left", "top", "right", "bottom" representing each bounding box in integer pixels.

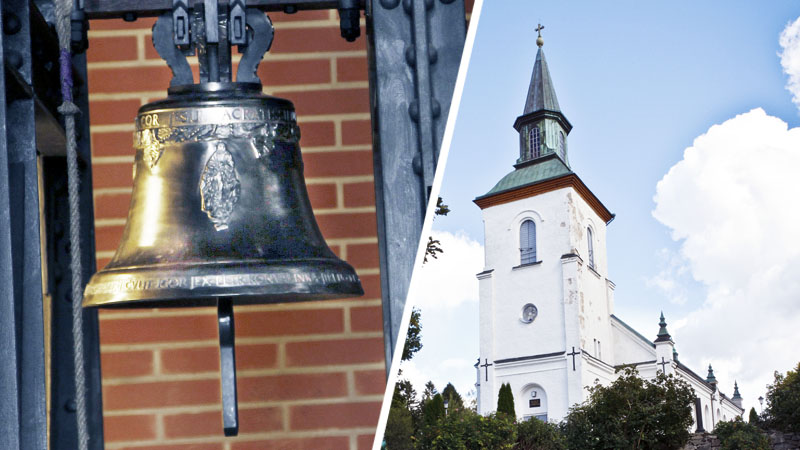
[{"left": 521, "top": 384, "right": 548, "bottom": 422}]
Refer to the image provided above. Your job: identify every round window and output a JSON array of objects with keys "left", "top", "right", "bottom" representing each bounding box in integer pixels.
[{"left": 520, "top": 303, "right": 538, "bottom": 324}]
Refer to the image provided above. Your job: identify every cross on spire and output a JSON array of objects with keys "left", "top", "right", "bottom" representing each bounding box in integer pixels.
[{"left": 535, "top": 24, "right": 545, "bottom": 47}]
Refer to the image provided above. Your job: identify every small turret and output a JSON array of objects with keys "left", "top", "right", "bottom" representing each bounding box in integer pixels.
[
  {"left": 654, "top": 312, "right": 675, "bottom": 375},
  {"left": 732, "top": 381, "right": 743, "bottom": 408},
  {"left": 706, "top": 364, "right": 718, "bottom": 390}
]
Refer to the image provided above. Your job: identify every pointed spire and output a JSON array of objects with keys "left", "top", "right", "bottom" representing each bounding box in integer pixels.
[
  {"left": 523, "top": 46, "right": 561, "bottom": 115},
  {"left": 512, "top": 26, "right": 572, "bottom": 166},
  {"left": 706, "top": 364, "right": 717, "bottom": 385},
  {"left": 672, "top": 347, "right": 679, "bottom": 362},
  {"left": 733, "top": 381, "right": 742, "bottom": 400},
  {"left": 655, "top": 311, "right": 672, "bottom": 343}
]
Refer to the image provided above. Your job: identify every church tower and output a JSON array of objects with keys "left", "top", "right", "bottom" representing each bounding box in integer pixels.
[{"left": 473, "top": 28, "right": 616, "bottom": 421}]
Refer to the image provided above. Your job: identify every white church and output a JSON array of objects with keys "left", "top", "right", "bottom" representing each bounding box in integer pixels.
[{"left": 473, "top": 32, "right": 743, "bottom": 432}]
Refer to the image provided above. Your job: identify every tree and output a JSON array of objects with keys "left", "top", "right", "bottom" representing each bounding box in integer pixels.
[
  {"left": 441, "top": 382, "right": 464, "bottom": 412},
  {"left": 422, "top": 380, "right": 438, "bottom": 402},
  {"left": 385, "top": 381, "right": 419, "bottom": 449},
  {"left": 497, "top": 383, "right": 516, "bottom": 418},
  {"left": 715, "top": 417, "right": 770, "bottom": 450},
  {"left": 424, "top": 197, "right": 450, "bottom": 263},
  {"left": 384, "top": 401, "right": 415, "bottom": 450},
  {"left": 402, "top": 308, "right": 422, "bottom": 361},
  {"left": 764, "top": 361, "right": 800, "bottom": 433},
  {"left": 429, "top": 410, "right": 516, "bottom": 450},
  {"left": 561, "top": 367, "right": 695, "bottom": 450},
  {"left": 516, "top": 418, "right": 566, "bottom": 450},
  {"left": 748, "top": 407, "right": 759, "bottom": 424}
]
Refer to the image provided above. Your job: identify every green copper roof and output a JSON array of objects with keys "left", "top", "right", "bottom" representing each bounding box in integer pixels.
[
  {"left": 479, "top": 154, "right": 572, "bottom": 198},
  {"left": 706, "top": 364, "right": 718, "bottom": 384},
  {"left": 524, "top": 48, "right": 561, "bottom": 114},
  {"left": 655, "top": 311, "right": 672, "bottom": 342},
  {"left": 733, "top": 381, "right": 742, "bottom": 399}
]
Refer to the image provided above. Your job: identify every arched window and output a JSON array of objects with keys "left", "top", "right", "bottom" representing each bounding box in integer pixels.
[
  {"left": 587, "top": 227, "right": 595, "bottom": 269},
  {"left": 558, "top": 131, "right": 566, "bottom": 158},
  {"left": 520, "top": 220, "right": 536, "bottom": 265},
  {"left": 529, "top": 127, "right": 541, "bottom": 158}
]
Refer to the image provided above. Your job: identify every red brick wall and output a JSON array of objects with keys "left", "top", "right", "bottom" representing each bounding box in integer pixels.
[{"left": 87, "top": 10, "right": 385, "bottom": 450}]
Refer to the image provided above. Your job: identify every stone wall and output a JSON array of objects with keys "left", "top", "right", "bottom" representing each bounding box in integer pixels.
[
  {"left": 768, "top": 430, "right": 800, "bottom": 450},
  {"left": 681, "top": 431, "right": 800, "bottom": 450}
]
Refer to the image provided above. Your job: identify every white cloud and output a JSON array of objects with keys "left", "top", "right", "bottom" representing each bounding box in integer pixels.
[
  {"left": 652, "top": 108, "right": 800, "bottom": 411},
  {"left": 410, "top": 230, "right": 484, "bottom": 310},
  {"left": 780, "top": 16, "right": 800, "bottom": 108},
  {"left": 645, "top": 248, "right": 691, "bottom": 305}
]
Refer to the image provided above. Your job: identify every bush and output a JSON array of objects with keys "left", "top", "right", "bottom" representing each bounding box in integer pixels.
[
  {"left": 715, "top": 417, "right": 770, "bottom": 450},
  {"left": 429, "top": 410, "right": 516, "bottom": 450},
  {"left": 497, "top": 383, "right": 515, "bottom": 418},
  {"left": 764, "top": 362, "right": 800, "bottom": 433},
  {"left": 748, "top": 407, "right": 759, "bottom": 425},
  {"left": 516, "top": 418, "right": 566, "bottom": 450},
  {"left": 561, "top": 367, "right": 695, "bottom": 450}
]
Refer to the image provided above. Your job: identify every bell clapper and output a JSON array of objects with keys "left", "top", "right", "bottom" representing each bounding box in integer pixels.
[{"left": 217, "top": 297, "right": 239, "bottom": 436}]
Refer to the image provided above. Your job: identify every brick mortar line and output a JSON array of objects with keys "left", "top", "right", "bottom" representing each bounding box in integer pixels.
[
  {"left": 86, "top": 50, "right": 366, "bottom": 70},
  {"left": 99, "top": 330, "right": 384, "bottom": 350},
  {"left": 102, "top": 362, "right": 385, "bottom": 385},
  {"left": 103, "top": 427, "right": 378, "bottom": 449},
  {"left": 103, "top": 397, "right": 383, "bottom": 416},
  {"left": 266, "top": 80, "right": 369, "bottom": 93},
  {"left": 96, "top": 295, "right": 381, "bottom": 320},
  {"left": 90, "top": 176, "right": 374, "bottom": 195},
  {"left": 92, "top": 207, "right": 377, "bottom": 227},
  {"left": 88, "top": 145, "right": 371, "bottom": 163}
]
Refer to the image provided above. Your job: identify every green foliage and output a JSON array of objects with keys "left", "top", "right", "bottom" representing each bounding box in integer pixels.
[
  {"left": 748, "top": 407, "right": 759, "bottom": 425},
  {"left": 429, "top": 410, "right": 516, "bottom": 450},
  {"left": 423, "top": 394, "right": 446, "bottom": 427},
  {"left": 422, "top": 381, "right": 438, "bottom": 402},
  {"left": 561, "top": 368, "right": 695, "bottom": 450},
  {"left": 402, "top": 308, "right": 422, "bottom": 361},
  {"left": 424, "top": 197, "right": 450, "bottom": 263},
  {"left": 764, "top": 361, "right": 800, "bottom": 432},
  {"left": 385, "top": 401, "right": 415, "bottom": 450},
  {"left": 516, "top": 418, "right": 566, "bottom": 450},
  {"left": 497, "top": 383, "right": 516, "bottom": 418},
  {"left": 442, "top": 383, "right": 464, "bottom": 412},
  {"left": 715, "top": 417, "right": 770, "bottom": 450}
]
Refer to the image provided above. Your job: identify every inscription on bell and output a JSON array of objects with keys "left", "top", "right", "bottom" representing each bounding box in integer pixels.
[{"left": 83, "top": 270, "right": 360, "bottom": 295}]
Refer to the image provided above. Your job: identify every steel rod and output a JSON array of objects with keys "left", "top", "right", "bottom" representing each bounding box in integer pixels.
[{"left": 217, "top": 298, "right": 238, "bottom": 437}]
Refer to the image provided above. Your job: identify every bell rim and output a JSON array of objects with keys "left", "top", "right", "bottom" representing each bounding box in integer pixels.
[{"left": 82, "top": 259, "right": 364, "bottom": 309}]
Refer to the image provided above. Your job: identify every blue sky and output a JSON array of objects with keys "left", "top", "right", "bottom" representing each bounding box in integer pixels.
[{"left": 401, "top": 0, "right": 800, "bottom": 416}]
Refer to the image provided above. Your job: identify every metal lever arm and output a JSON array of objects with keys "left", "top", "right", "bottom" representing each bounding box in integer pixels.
[{"left": 218, "top": 298, "right": 239, "bottom": 437}]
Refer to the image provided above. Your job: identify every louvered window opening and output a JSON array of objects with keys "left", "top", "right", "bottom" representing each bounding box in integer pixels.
[
  {"left": 529, "top": 127, "right": 541, "bottom": 159},
  {"left": 520, "top": 220, "right": 537, "bottom": 264},
  {"left": 558, "top": 131, "right": 566, "bottom": 159}
]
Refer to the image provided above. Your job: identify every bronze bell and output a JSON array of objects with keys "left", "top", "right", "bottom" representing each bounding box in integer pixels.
[
  {"left": 83, "top": 82, "right": 364, "bottom": 436},
  {"left": 83, "top": 82, "right": 362, "bottom": 307}
]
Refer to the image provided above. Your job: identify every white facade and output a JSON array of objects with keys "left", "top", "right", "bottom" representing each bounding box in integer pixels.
[{"left": 475, "top": 181, "right": 744, "bottom": 428}]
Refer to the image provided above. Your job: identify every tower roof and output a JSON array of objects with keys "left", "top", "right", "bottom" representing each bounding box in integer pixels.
[
  {"left": 655, "top": 311, "right": 673, "bottom": 343},
  {"left": 523, "top": 47, "right": 561, "bottom": 115},
  {"left": 706, "top": 365, "right": 718, "bottom": 385},
  {"left": 733, "top": 381, "right": 742, "bottom": 400}
]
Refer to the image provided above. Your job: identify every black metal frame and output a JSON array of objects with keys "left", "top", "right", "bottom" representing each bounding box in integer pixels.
[{"left": 0, "top": 0, "right": 466, "bottom": 446}]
